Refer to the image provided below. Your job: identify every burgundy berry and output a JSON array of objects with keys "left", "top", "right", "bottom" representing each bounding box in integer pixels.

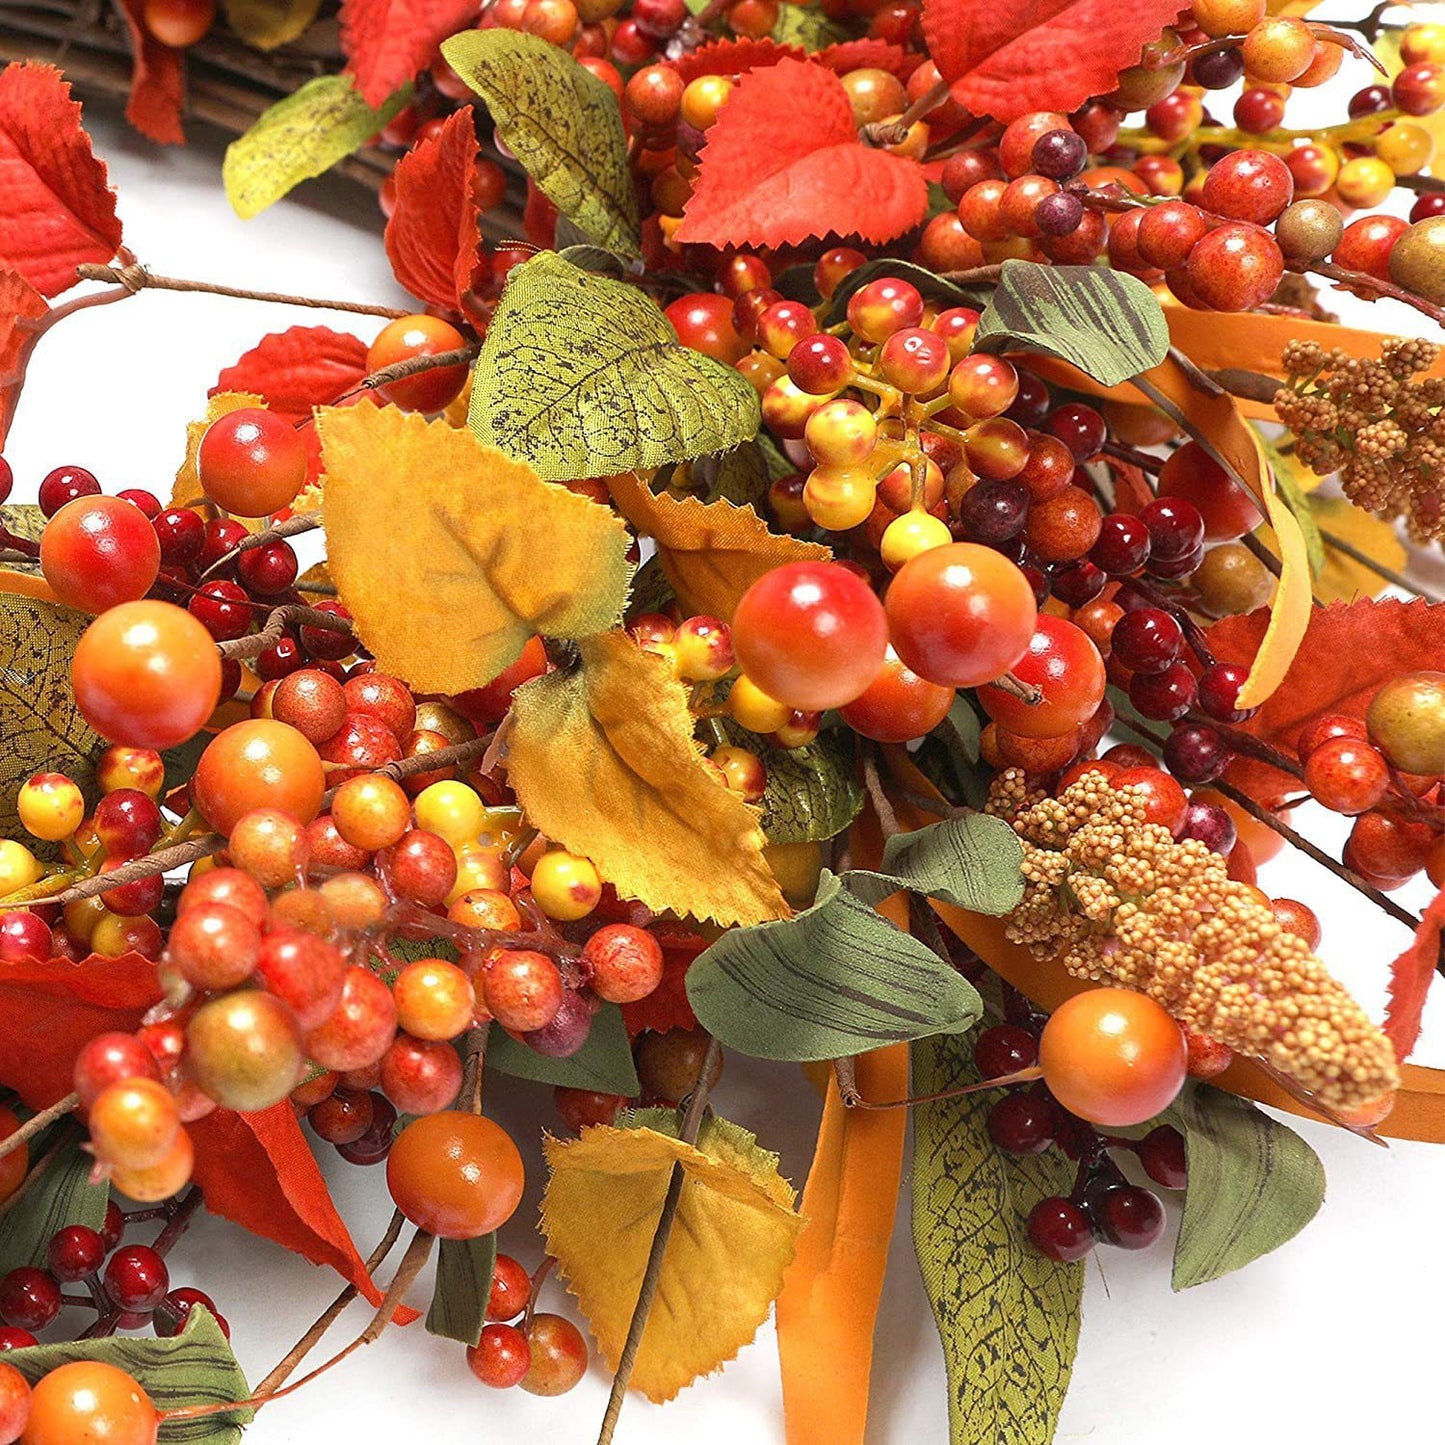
[
  {"left": 100, "top": 1200, "right": 125, "bottom": 1252},
  {"left": 237, "top": 540, "right": 300, "bottom": 596},
  {"left": 47, "top": 1225, "right": 105, "bottom": 1283},
  {"left": 960, "top": 480, "right": 1029, "bottom": 544},
  {"left": 973, "top": 1023, "right": 1038, "bottom": 1078},
  {"left": 1163, "top": 723, "right": 1231, "bottom": 785},
  {"left": 1140, "top": 497, "right": 1204, "bottom": 560},
  {"left": 1137, "top": 1124, "right": 1188, "bottom": 1189},
  {"left": 38, "top": 466, "right": 100, "bottom": 518},
  {"left": 1129, "top": 661, "right": 1197, "bottom": 722},
  {"left": 1197, "top": 661, "right": 1255, "bottom": 723},
  {"left": 102, "top": 1245, "right": 169, "bottom": 1314},
  {"left": 1111, "top": 607, "right": 1183, "bottom": 674},
  {"left": 154, "top": 1286, "right": 218, "bottom": 1338},
  {"left": 1027, "top": 1197, "right": 1094, "bottom": 1261},
  {"left": 1179, "top": 799, "right": 1237, "bottom": 855},
  {"left": 0, "top": 1327, "right": 37, "bottom": 1351},
  {"left": 337, "top": 1092, "right": 397, "bottom": 1166},
  {"left": 1092, "top": 1185, "right": 1166, "bottom": 1249},
  {"left": 987, "top": 1092, "right": 1059, "bottom": 1155},
  {"left": 152, "top": 508, "right": 206, "bottom": 569},
  {"left": 0, "top": 1267, "right": 61, "bottom": 1331},
  {"left": 1049, "top": 559, "right": 1105, "bottom": 607},
  {"left": 1090, "top": 514, "right": 1150, "bottom": 575}
]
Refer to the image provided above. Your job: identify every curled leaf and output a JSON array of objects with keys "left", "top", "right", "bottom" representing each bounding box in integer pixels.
[
  {"left": 318, "top": 405, "right": 633, "bottom": 694},
  {"left": 1384, "top": 888, "right": 1445, "bottom": 1065},
  {"left": 342, "top": 0, "right": 479, "bottom": 108},
  {"left": 506, "top": 631, "right": 787, "bottom": 927},
  {"left": 212, "top": 327, "right": 369, "bottom": 421},
  {"left": 114, "top": 0, "right": 185, "bottom": 144},
  {"left": 426, "top": 1234, "right": 497, "bottom": 1347},
  {"left": 541, "top": 1113, "right": 804, "bottom": 1402}
]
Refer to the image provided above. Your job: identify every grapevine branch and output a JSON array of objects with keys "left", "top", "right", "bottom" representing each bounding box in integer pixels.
[
  {"left": 197, "top": 515, "right": 323, "bottom": 582},
  {"left": 215, "top": 604, "right": 355, "bottom": 661},
  {"left": 0, "top": 1091, "right": 79, "bottom": 1161}
]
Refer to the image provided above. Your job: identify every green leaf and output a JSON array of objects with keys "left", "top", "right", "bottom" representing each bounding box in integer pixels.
[
  {"left": 7, "top": 1307, "right": 250, "bottom": 1444},
  {"left": 975, "top": 260, "right": 1170, "bottom": 387},
  {"left": 693, "top": 443, "right": 770, "bottom": 506},
  {"left": 685, "top": 870, "right": 983, "bottom": 1061},
  {"left": 770, "top": 2, "right": 848, "bottom": 48},
  {"left": 1170, "top": 1084, "right": 1325, "bottom": 1291},
  {"left": 426, "top": 1233, "right": 497, "bottom": 1348},
  {"left": 626, "top": 555, "right": 679, "bottom": 621},
  {"left": 851, "top": 812, "right": 1026, "bottom": 915},
  {"left": 223, "top": 76, "right": 408, "bottom": 220},
  {"left": 824, "top": 258, "right": 984, "bottom": 325},
  {"left": 441, "top": 30, "right": 639, "bottom": 257},
  {"left": 222, "top": 0, "right": 320, "bottom": 49},
  {"left": 469, "top": 252, "right": 761, "bottom": 480},
  {"left": 0, "top": 1133, "right": 107, "bottom": 1276},
  {"left": 913, "top": 1030, "right": 1082, "bottom": 1445},
  {"left": 722, "top": 722, "right": 863, "bottom": 844},
  {"left": 487, "top": 1001, "right": 640, "bottom": 1095},
  {"left": 556, "top": 243, "right": 630, "bottom": 279},
  {"left": 0, "top": 590, "right": 99, "bottom": 854},
  {"left": 1259, "top": 433, "right": 1325, "bottom": 575}
]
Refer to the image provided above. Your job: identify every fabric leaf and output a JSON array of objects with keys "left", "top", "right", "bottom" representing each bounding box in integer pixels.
[
  {"left": 0, "top": 1133, "right": 108, "bottom": 1277},
  {"left": 1310, "top": 495, "right": 1407, "bottom": 604},
  {"left": 441, "top": 31, "right": 638, "bottom": 256},
  {"left": 607, "top": 469, "right": 828, "bottom": 621},
  {"left": 921, "top": 0, "right": 1185, "bottom": 123},
  {"left": 0, "top": 270, "right": 47, "bottom": 450},
  {"left": 912, "top": 1029, "right": 1082, "bottom": 1444},
  {"left": 673, "top": 37, "right": 803, "bottom": 82},
  {"left": 506, "top": 631, "right": 787, "bottom": 927},
  {"left": 384, "top": 107, "right": 488, "bottom": 311},
  {"left": 1170, "top": 1084, "right": 1325, "bottom": 1291},
  {"left": 342, "top": 0, "right": 479, "bottom": 108},
  {"left": 223, "top": 76, "right": 409, "bottom": 220},
  {"left": 426, "top": 1233, "right": 496, "bottom": 1347},
  {"left": 1383, "top": 888, "right": 1445, "bottom": 1065},
  {"left": 6, "top": 1308, "right": 251, "bottom": 1445},
  {"left": 469, "top": 252, "right": 760, "bottom": 480},
  {"left": 721, "top": 724, "right": 863, "bottom": 845},
  {"left": 975, "top": 261, "right": 1169, "bottom": 388},
  {"left": 212, "top": 326, "right": 368, "bottom": 422},
  {"left": 224, "top": 0, "right": 323, "bottom": 49},
  {"left": 685, "top": 869, "right": 983, "bottom": 1060},
  {"left": 850, "top": 811, "right": 1027, "bottom": 915},
  {"left": 318, "top": 405, "right": 633, "bottom": 695},
  {"left": 541, "top": 1113, "right": 804, "bottom": 1402},
  {"left": 487, "top": 1001, "right": 640, "bottom": 1094},
  {"left": 676, "top": 58, "right": 928, "bottom": 249},
  {"left": 0, "top": 63, "right": 125, "bottom": 295}
]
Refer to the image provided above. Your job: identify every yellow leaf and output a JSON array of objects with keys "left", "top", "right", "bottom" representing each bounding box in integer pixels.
[
  {"left": 223, "top": 0, "right": 320, "bottom": 48},
  {"left": 607, "top": 469, "right": 829, "bottom": 620},
  {"left": 506, "top": 630, "right": 788, "bottom": 926},
  {"left": 1313, "top": 496, "right": 1408, "bottom": 603},
  {"left": 541, "top": 1114, "right": 805, "bottom": 1403},
  {"left": 317, "top": 406, "right": 634, "bottom": 695},
  {"left": 171, "top": 392, "right": 265, "bottom": 508}
]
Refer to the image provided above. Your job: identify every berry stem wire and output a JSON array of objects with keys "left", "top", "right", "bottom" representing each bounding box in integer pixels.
[
  {"left": 596, "top": 1034, "right": 723, "bottom": 1445},
  {"left": 196, "top": 514, "right": 322, "bottom": 583},
  {"left": 215, "top": 602, "right": 355, "bottom": 662},
  {"left": 0, "top": 1090, "right": 79, "bottom": 1162},
  {"left": 324, "top": 345, "right": 482, "bottom": 411},
  {"left": 834, "top": 1059, "right": 1042, "bottom": 1109}
]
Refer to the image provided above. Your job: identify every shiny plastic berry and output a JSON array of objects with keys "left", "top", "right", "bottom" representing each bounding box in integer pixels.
[
  {"left": 986, "top": 1092, "right": 1059, "bottom": 1155},
  {"left": 468, "top": 1323, "right": 532, "bottom": 1388},
  {"left": 198, "top": 407, "right": 307, "bottom": 518},
  {"left": 1027, "top": 1197, "right": 1094, "bottom": 1262},
  {"left": 103, "top": 1245, "right": 169, "bottom": 1313},
  {"left": 386, "top": 1111, "right": 525, "bottom": 1239},
  {"left": 40, "top": 496, "right": 162, "bottom": 613},
  {"left": 1110, "top": 607, "right": 1183, "bottom": 674},
  {"left": 25, "top": 1361, "right": 156, "bottom": 1445},
  {"left": 38, "top": 466, "right": 101, "bottom": 517},
  {"left": 366, "top": 315, "right": 470, "bottom": 412},
  {"left": 1092, "top": 1184, "right": 1166, "bottom": 1249},
  {"left": 1137, "top": 1124, "right": 1187, "bottom": 1189},
  {"left": 0, "top": 1268, "right": 60, "bottom": 1330}
]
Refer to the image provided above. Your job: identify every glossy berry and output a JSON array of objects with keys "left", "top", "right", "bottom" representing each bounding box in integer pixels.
[
  {"left": 1091, "top": 1185, "right": 1166, "bottom": 1250},
  {"left": 978, "top": 615, "right": 1105, "bottom": 739},
  {"left": 367, "top": 315, "right": 470, "bottom": 412},
  {"left": 974, "top": 1024, "right": 1038, "bottom": 1078},
  {"left": 1137, "top": 1124, "right": 1187, "bottom": 1189},
  {"left": 1163, "top": 723, "right": 1231, "bottom": 785},
  {"left": 153, "top": 1287, "right": 220, "bottom": 1338},
  {"left": 40, "top": 496, "right": 161, "bottom": 613},
  {"left": 0, "top": 1267, "right": 61, "bottom": 1331},
  {"left": 103, "top": 1245, "right": 169, "bottom": 1313},
  {"left": 25, "top": 1361, "right": 156, "bottom": 1445},
  {"left": 487, "top": 1254, "right": 532, "bottom": 1322},
  {"left": 1304, "top": 737, "right": 1390, "bottom": 815},
  {"left": 468, "top": 1323, "right": 532, "bottom": 1388},
  {"left": 987, "top": 1092, "right": 1058, "bottom": 1155},
  {"left": 1090, "top": 514, "right": 1150, "bottom": 575},
  {"left": 1027, "top": 1197, "right": 1094, "bottom": 1262},
  {"left": 521, "top": 1314, "right": 589, "bottom": 1396},
  {"left": 1129, "top": 661, "right": 1197, "bottom": 722},
  {"left": 38, "top": 466, "right": 101, "bottom": 517},
  {"left": 386, "top": 1112, "right": 525, "bottom": 1238},
  {"left": 1110, "top": 607, "right": 1183, "bottom": 674},
  {"left": 198, "top": 408, "right": 307, "bottom": 518}
]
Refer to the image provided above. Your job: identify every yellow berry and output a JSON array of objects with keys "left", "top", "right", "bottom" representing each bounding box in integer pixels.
[
  {"left": 803, "top": 465, "right": 877, "bottom": 530},
  {"left": 0, "top": 839, "right": 43, "bottom": 895},
  {"left": 530, "top": 849, "right": 601, "bottom": 921},
  {"left": 1376, "top": 122, "right": 1435, "bottom": 177},
  {"left": 17, "top": 772, "right": 85, "bottom": 842},
  {"left": 414, "top": 781, "right": 486, "bottom": 846},
  {"left": 680, "top": 75, "right": 732, "bottom": 130},
  {"left": 728, "top": 674, "right": 791, "bottom": 734},
  {"left": 711, "top": 745, "right": 767, "bottom": 802},
  {"left": 1335, "top": 155, "right": 1395, "bottom": 209},
  {"left": 63, "top": 895, "right": 106, "bottom": 944},
  {"left": 1402, "top": 22, "right": 1445, "bottom": 65},
  {"left": 880, "top": 510, "right": 951, "bottom": 570},
  {"left": 447, "top": 843, "right": 507, "bottom": 905}
]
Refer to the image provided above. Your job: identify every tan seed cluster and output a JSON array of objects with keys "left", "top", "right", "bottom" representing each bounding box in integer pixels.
[{"left": 988, "top": 769, "right": 1400, "bottom": 1112}]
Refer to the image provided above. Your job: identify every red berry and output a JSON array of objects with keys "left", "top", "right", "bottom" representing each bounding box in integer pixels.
[
  {"left": 1027, "top": 1197, "right": 1094, "bottom": 1261},
  {"left": 487, "top": 1253, "right": 533, "bottom": 1321},
  {"left": 0, "top": 1268, "right": 61, "bottom": 1330},
  {"left": 102, "top": 1245, "right": 169, "bottom": 1313},
  {"left": 467, "top": 1323, "right": 532, "bottom": 1388},
  {"left": 40, "top": 497, "right": 161, "bottom": 613},
  {"left": 198, "top": 408, "right": 307, "bottom": 518}
]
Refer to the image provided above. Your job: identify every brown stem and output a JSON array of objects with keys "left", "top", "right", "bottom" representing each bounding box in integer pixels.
[
  {"left": 1102, "top": 439, "right": 1166, "bottom": 475},
  {"left": 596, "top": 1036, "right": 722, "bottom": 1445},
  {"left": 216, "top": 603, "right": 354, "bottom": 662},
  {"left": 73, "top": 263, "right": 408, "bottom": 320},
  {"left": 41, "top": 836, "right": 221, "bottom": 908},
  {"left": 151, "top": 1187, "right": 203, "bottom": 1256},
  {"left": 1302, "top": 260, "right": 1445, "bottom": 330},
  {"left": 1317, "top": 524, "right": 1444, "bottom": 603},
  {"left": 197, "top": 515, "right": 322, "bottom": 582},
  {"left": 862, "top": 748, "right": 899, "bottom": 841},
  {"left": 936, "top": 263, "right": 1005, "bottom": 287},
  {"left": 461, "top": 1024, "right": 490, "bottom": 1115},
  {"left": 321, "top": 735, "right": 492, "bottom": 807},
  {"left": 1191, "top": 715, "right": 1304, "bottom": 780},
  {"left": 861, "top": 78, "right": 950, "bottom": 147},
  {"left": 992, "top": 672, "right": 1044, "bottom": 706},
  {"left": 0, "top": 1091, "right": 78, "bottom": 1161},
  {"left": 1206, "top": 367, "right": 1284, "bottom": 406},
  {"left": 834, "top": 1061, "right": 1042, "bottom": 1109}
]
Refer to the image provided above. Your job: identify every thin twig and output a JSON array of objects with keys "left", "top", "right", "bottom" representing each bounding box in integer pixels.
[
  {"left": 74, "top": 263, "right": 408, "bottom": 320},
  {"left": 862, "top": 748, "right": 900, "bottom": 841},
  {"left": 1303, "top": 260, "right": 1445, "bottom": 331},
  {"left": 1317, "top": 524, "right": 1444, "bottom": 603},
  {"left": 197, "top": 515, "right": 322, "bottom": 582},
  {"left": 833, "top": 1061, "right": 1042, "bottom": 1109},
  {"left": 0, "top": 1091, "right": 78, "bottom": 1161},
  {"left": 216, "top": 603, "right": 354, "bottom": 662}
]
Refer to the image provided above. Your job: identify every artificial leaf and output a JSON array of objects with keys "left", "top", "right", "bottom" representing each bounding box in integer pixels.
[
  {"left": 223, "top": 76, "right": 409, "bottom": 220},
  {"left": 1311, "top": 495, "right": 1407, "bottom": 604},
  {"left": 171, "top": 391, "right": 265, "bottom": 508},
  {"left": 0, "top": 592, "right": 102, "bottom": 844},
  {"left": 912, "top": 1029, "right": 1081, "bottom": 1444},
  {"left": 7, "top": 1308, "right": 251, "bottom": 1445},
  {"left": 487, "top": 1001, "right": 641, "bottom": 1095},
  {"left": 685, "top": 870, "right": 983, "bottom": 1060},
  {"left": 816, "top": 39, "right": 916, "bottom": 77},
  {"left": 541, "top": 1114, "right": 804, "bottom": 1402},
  {"left": 0, "top": 63, "right": 124, "bottom": 295},
  {"left": 1170, "top": 1084, "right": 1325, "bottom": 1291},
  {"left": 318, "top": 405, "right": 633, "bottom": 694},
  {"left": 1258, "top": 433, "right": 1323, "bottom": 575},
  {"left": 114, "top": 0, "right": 185, "bottom": 144},
  {"left": 384, "top": 107, "right": 488, "bottom": 311},
  {"left": 853, "top": 811, "right": 1026, "bottom": 914},
  {"left": 1383, "top": 888, "right": 1445, "bottom": 1065},
  {"left": 426, "top": 1233, "right": 496, "bottom": 1347},
  {"left": 441, "top": 31, "right": 639, "bottom": 257},
  {"left": 626, "top": 555, "right": 679, "bottom": 621},
  {"left": 189, "top": 1104, "right": 408, "bottom": 1311},
  {"left": 673, "top": 37, "right": 803, "bottom": 83},
  {"left": 691, "top": 443, "right": 770, "bottom": 506},
  {"left": 621, "top": 928, "right": 707, "bottom": 1037},
  {"left": 0, "top": 269, "right": 47, "bottom": 448},
  {"left": 676, "top": 58, "right": 928, "bottom": 249},
  {"left": 921, "top": 0, "right": 1184, "bottom": 123},
  {"left": 469, "top": 252, "right": 760, "bottom": 480},
  {"left": 506, "top": 633, "right": 786, "bottom": 927},
  {"left": 224, "top": 0, "right": 322, "bottom": 48},
  {"left": 342, "top": 0, "right": 479, "bottom": 107},
  {"left": 212, "top": 326, "right": 368, "bottom": 422},
  {"left": 770, "top": 2, "right": 848, "bottom": 48},
  {"left": 0, "top": 1133, "right": 108, "bottom": 1277},
  {"left": 723, "top": 724, "right": 863, "bottom": 845},
  {"left": 975, "top": 261, "right": 1169, "bottom": 388},
  {"left": 607, "top": 469, "right": 827, "bottom": 620},
  {"left": 823, "top": 257, "right": 986, "bottom": 324}
]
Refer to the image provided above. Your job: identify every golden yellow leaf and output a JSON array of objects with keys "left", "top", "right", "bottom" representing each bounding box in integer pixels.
[
  {"left": 317, "top": 406, "right": 634, "bottom": 694},
  {"left": 505, "top": 630, "right": 788, "bottom": 926},
  {"left": 607, "top": 469, "right": 829, "bottom": 620},
  {"left": 1313, "top": 496, "right": 1408, "bottom": 603},
  {"left": 171, "top": 391, "right": 265, "bottom": 508},
  {"left": 541, "top": 1114, "right": 805, "bottom": 1403}
]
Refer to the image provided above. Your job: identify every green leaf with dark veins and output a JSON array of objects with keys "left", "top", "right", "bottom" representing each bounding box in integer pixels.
[
  {"left": 441, "top": 30, "right": 639, "bottom": 257},
  {"left": 223, "top": 75, "right": 408, "bottom": 220},
  {"left": 626, "top": 555, "right": 679, "bottom": 621},
  {"left": 427, "top": 1233, "right": 497, "bottom": 1348},
  {"left": 686, "top": 870, "right": 983, "bottom": 1061},
  {"left": 723, "top": 721, "right": 863, "bottom": 844},
  {"left": 487, "top": 1001, "right": 640, "bottom": 1095},
  {"left": 975, "top": 260, "right": 1169, "bottom": 387},
  {"left": 694, "top": 442, "right": 771, "bottom": 506},
  {"left": 770, "top": 1, "right": 848, "bottom": 48},
  {"left": 913, "top": 1029, "right": 1081, "bottom": 1445},
  {"left": 0, "top": 1132, "right": 107, "bottom": 1276},
  {"left": 1169, "top": 1083, "right": 1325, "bottom": 1291},
  {"left": 7, "top": 1307, "right": 251, "bottom": 1445},
  {"left": 469, "top": 252, "right": 761, "bottom": 480},
  {"left": 557, "top": 243, "right": 629, "bottom": 279},
  {"left": 850, "top": 812, "right": 1025, "bottom": 915}
]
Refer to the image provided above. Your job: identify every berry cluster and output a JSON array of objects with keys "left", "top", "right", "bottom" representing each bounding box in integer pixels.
[{"left": 464, "top": 1252, "right": 589, "bottom": 1395}]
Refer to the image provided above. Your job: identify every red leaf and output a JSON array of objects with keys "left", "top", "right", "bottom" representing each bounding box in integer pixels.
[
  {"left": 0, "top": 953, "right": 161, "bottom": 1110},
  {"left": 341, "top": 0, "right": 479, "bottom": 109},
  {"left": 1208, "top": 599, "right": 1445, "bottom": 805},
  {"left": 676, "top": 58, "right": 929, "bottom": 249},
  {"left": 0, "top": 268, "right": 47, "bottom": 449},
  {"left": 621, "top": 928, "right": 705, "bottom": 1038},
  {"left": 814, "top": 40, "right": 918, "bottom": 80},
  {"left": 1384, "top": 887, "right": 1445, "bottom": 1064},
  {"left": 921, "top": 0, "right": 1183, "bottom": 123},
  {"left": 672, "top": 38, "right": 804, "bottom": 83},
  {"left": 189, "top": 1103, "right": 416, "bottom": 1318},
  {"left": 384, "top": 109, "right": 486, "bottom": 312},
  {"left": 114, "top": 0, "right": 185, "bottom": 145},
  {"left": 213, "top": 326, "right": 370, "bottom": 423},
  {"left": 0, "top": 63, "right": 125, "bottom": 296}
]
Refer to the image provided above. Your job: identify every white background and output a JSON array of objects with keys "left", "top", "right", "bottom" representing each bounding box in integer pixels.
[{"left": 8, "top": 12, "right": 1445, "bottom": 1439}]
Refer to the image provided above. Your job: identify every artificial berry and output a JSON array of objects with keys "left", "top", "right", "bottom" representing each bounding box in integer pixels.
[{"left": 1027, "top": 1197, "right": 1094, "bottom": 1262}]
